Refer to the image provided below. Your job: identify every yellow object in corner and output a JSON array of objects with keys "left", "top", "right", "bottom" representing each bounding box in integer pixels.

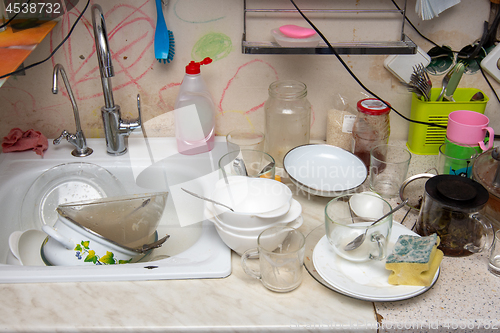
[{"left": 260, "top": 174, "right": 282, "bottom": 182}]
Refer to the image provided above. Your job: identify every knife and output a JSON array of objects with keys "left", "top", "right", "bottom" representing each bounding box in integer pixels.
[{"left": 443, "top": 63, "right": 465, "bottom": 102}]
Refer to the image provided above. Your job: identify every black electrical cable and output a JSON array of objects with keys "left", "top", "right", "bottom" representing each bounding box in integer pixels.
[
  {"left": 0, "top": 0, "right": 33, "bottom": 30},
  {"left": 0, "top": 0, "right": 90, "bottom": 80},
  {"left": 389, "top": 0, "right": 441, "bottom": 49},
  {"left": 289, "top": 0, "right": 446, "bottom": 129}
]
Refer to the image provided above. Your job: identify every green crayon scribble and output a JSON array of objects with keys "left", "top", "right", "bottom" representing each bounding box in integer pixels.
[
  {"left": 173, "top": 0, "right": 225, "bottom": 23},
  {"left": 191, "top": 32, "right": 232, "bottom": 62}
]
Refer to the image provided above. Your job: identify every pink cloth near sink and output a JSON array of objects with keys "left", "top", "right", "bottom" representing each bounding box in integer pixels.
[{"left": 2, "top": 128, "right": 48, "bottom": 156}]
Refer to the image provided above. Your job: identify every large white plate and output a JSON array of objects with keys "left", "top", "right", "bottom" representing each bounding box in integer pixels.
[
  {"left": 283, "top": 144, "right": 367, "bottom": 197},
  {"left": 312, "top": 222, "right": 440, "bottom": 302},
  {"left": 20, "top": 163, "right": 125, "bottom": 230}
]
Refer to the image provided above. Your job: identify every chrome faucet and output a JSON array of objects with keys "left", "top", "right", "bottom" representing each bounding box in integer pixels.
[
  {"left": 52, "top": 64, "right": 93, "bottom": 157},
  {"left": 91, "top": 4, "right": 142, "bottom": 155}
]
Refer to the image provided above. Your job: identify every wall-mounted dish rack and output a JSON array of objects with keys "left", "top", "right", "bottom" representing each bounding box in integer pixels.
[{"left": 242, "top": 0, "right": 417, "bottom": 55}]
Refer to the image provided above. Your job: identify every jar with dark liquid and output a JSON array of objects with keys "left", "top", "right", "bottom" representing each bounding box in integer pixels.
[
  {"left": 351, "top": 99, "right": 390, "bottom": 169},
  {"left": 416, "top": 175, "right": 494, "bottom": 256}
]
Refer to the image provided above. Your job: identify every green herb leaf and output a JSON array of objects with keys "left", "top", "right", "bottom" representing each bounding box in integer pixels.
[
  {"left": 84, "top": 250, "right": 97, "bottom": 264},
  {"left": 99, "top": 251, "right": 116, "bottom": 265}
]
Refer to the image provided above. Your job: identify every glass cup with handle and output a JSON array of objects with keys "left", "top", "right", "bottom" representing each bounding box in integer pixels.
[
  {"left": 325, "top": 193, "right": 393, "bottom": 262},
  {"left": 241, "top": 226, "right": 305, "bottom": 292}
]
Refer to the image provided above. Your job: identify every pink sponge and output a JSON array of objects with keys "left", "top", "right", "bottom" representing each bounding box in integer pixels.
[{"left": 279, "top": 25, "right": 316, "bottom": 39}]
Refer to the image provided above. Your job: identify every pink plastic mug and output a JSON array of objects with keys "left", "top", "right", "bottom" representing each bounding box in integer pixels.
[{"left": 447, "top": 110, "right": 494, "bottom": 151}]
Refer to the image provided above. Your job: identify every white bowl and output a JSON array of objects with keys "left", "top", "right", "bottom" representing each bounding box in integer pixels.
[
  {"left": 210, "top": 199, "right": 290, "bottom": 229},
  {"left": 283, "top": 144, "right": 367, "bottom": 197},
  {"left": 41, "top": 214, "right": 167, "bottom": 266},
  {"left": 349, "top": 192, "right": 385, "bottom": 219},
  {"left": 211, "top": 176, "right": 292, "bottom": 217},
  {"left": 212, "top": 199, "right": 303, "bottom": 236},
  {"left": 208, "top": 194, "right": 301, "bottom": 229},
  {"left": 213, "top": 216, "right": 304, "bottom": 255}
]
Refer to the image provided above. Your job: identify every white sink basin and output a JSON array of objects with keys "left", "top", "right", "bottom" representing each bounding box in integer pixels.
[{"left": 0, "top": 136, "right": 231, "bottom": 283}]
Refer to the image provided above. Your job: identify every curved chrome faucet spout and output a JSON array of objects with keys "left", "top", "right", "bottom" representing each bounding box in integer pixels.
[
  {"left": 52, "top": 64, "right": 93, "bottom": 157},
  {"left": 91, "top": 4, "right": 142, "bottom": 156},
  {"left": 92, "top": 4, "right": 114, "bottom": 109}
]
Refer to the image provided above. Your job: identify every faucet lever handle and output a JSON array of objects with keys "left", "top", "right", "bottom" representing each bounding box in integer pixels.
[
  {"left": 137, "top": 93, "right": 142, "bottom": 122},
  {"left": 134, "top": 93, "right": 142, "bottom": 128},
  {"left": 53, "top": 130, "right": 71, "bottom": 145},
  {"left": 119, "top": 93, "right": 143, "bottom": 131}
]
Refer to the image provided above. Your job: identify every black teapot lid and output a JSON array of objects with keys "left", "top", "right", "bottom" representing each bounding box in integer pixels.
[{"left": 425, "top": 175, "right": 489, "bottom": 209}]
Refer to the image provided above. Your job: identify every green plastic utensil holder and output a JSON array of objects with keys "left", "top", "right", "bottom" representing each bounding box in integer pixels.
[{"left": 406, "top": 88, "right": 488, "bottom": 155}]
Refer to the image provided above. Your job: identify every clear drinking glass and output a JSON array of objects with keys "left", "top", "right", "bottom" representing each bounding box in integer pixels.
[
  {"left": 489, "top": 230, "right": 500, "bottom": 277},
  {"left": 437, "top": 141, "right": 479, "bottom": 178},
  {"left": 369, "top": 144, "right": 411, "bottom": 198},
  {"left": 226, "top": 130, "right": 265, "bottom": 153},
  {"left": 241, "top": 226, "right": 305, "bottom": 292},
  {"left": 218, "top": 149, "right": 275, "bottom": 179}
]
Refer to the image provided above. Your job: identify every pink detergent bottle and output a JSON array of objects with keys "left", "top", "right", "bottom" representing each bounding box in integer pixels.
[{"left": 174, "top": 57, "right": 215, "bottom": 155}]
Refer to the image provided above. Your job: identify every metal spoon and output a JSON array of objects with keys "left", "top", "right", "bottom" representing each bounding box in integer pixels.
[
  {"left": 181, "top": 188, "right": 234, "bottom": 212},
  {"left": 436, "top": 68, "right": 452, "bottom": 101},
  {"left": 259, "top": 161, "right": 275, "bottom": 176},
  {"left": 233, "top": 157, "right": 248, "bottom": 176},
  {"left": 470, "top": 91, "right": 485, "bottom": 101},
  {"left": 344, "top": 199, "right": 408, "bottom": 251}
]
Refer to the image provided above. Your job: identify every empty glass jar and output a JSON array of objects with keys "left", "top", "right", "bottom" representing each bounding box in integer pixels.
[{"left": 264, "top": 80, "right": 311, "bottom": 167}]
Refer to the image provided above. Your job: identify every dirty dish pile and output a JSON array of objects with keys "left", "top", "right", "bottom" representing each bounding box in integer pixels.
[
  {"left": 56, "top": 192, "right": 169, "bottom": 248},
  {"left": 41, "top": 192, "right": 170, "bottom": 266},
  {"left": 206, "top": 176, "right": 303, "bottom": 254}
]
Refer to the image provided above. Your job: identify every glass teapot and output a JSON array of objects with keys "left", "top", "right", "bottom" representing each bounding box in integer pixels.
[{"left": 415, "top": 174, "right": 494, "bottom": 257}]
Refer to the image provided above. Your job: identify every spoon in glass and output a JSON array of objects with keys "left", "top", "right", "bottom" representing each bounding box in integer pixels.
[{"left": 344, "top": 199, "right": 408, "bottom": 251}]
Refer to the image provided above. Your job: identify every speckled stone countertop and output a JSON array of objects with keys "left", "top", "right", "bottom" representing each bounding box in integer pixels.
[{"left": 372, "top": 142, "right": 500, "bottom": 333}]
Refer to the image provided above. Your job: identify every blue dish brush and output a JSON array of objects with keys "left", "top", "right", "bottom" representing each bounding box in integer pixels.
[{"left": 154, "top": 0, "right": 175, "bottom": 63}]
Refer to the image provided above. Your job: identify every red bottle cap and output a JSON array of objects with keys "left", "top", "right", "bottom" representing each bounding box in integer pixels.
[
  {"left": 357, "top": 98, "right": 391, "bottom": 115},
  {"left": 185, "top": 57, "right": 213, "bottom": 74}
]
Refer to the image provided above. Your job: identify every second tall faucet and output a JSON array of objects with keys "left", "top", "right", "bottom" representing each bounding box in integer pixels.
[{"left": 91, "top": 4, "right": 142, "bottom": 155}]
